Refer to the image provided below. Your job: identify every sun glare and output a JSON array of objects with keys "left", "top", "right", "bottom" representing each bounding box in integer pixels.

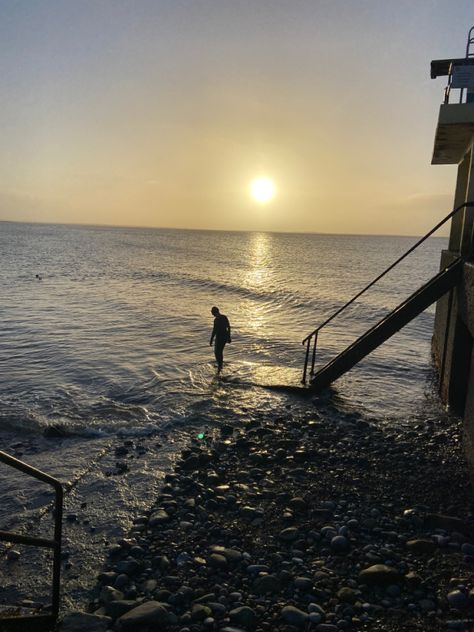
[{"left": 250, "top": 177, "right": 276, "bottom": 204}]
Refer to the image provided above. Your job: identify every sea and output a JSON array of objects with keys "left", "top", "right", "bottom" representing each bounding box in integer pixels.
[{"left": 0, "top": 221, "right": 452, "bottom": 608}]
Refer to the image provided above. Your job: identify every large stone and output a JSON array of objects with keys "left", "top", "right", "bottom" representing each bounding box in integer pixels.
[
  {"left": 118, "top": 601, "right": 173, "bottom": 628},
  {"left": 105, "top": 600, "right": 137, "bottom": 619},
  {"left": 191, "top": 603, "right": 212, "bottom": 621},
  {"left": 406, "top": 538, "right": 437, "bottom": 554},
  {"left": 59, "top": 612, "right": 112, "bottom": 632},
  {"left": 330, "top": 535, "right": 350, "bottom": 554},
  {"left": 115, "top": 558, "right": 142, "bottom": 576},
  {"left": 209, "top": 553, "right": 228, "bottom": 568},
  {"left": 281, "top": 605, "right": 308, "bottom": 627},
  {"left": 230, "top": 605, "right": 257, "bottom": 627},
  {"left": 210, "top": 545, "right": 243, "bottom": 563},
  {"left": 288, "top": 497, "right": 307, "bottom": 513},
  {"left": 425, "top": 514, "right": 473, "bottom": 536},
  {"left": 337, "top": 587, "right": 357, "bottom": 603},
  {"left": 100, "top": 585, "right": 124, "bottom": 604},
  {"left": 149, "top": 510, "right": 170, "bottom": 527},
  {"left": 193, "top": 592, "right": 217, "bottom": 604},
  {"left": 279, "top": 527, "right": 298, "bottom": 541},
  {"left": 405, "top": 571, "right": 422, "bottom": 588},
  {"left": 240, "top": 506, "right": 258, "bottom": 520},
  {"left": 294, "top": 576, "right": 313, "bottom": 591},
  {"left": 358, "top": 564, "right": 402, "bottom": 585},
  {"left": 181, "top": 455, "right": 200, "bottom": 470}
]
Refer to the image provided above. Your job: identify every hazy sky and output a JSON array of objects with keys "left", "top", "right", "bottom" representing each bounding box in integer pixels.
[{"left": 1, "top": 1, "right": 473, "bottom": 234}]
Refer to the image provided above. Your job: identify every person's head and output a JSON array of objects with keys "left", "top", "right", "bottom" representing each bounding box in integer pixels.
[{"left": 211, "top": 306, "right": 219, "bottom": 316}]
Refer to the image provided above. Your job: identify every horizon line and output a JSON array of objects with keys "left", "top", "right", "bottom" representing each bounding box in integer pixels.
[{"left": 0, "top": 218, "right": 450, "bottom": 240}]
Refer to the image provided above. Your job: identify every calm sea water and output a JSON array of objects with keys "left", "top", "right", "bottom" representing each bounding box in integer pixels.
[
  {"left": 0, "top": 221, "right": 452, "bottom": 606},
  {"left": 0, "top": 221, "right": 447, "bottom": 437}
]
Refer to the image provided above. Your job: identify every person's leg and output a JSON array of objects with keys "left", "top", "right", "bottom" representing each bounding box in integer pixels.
[{"left": 214, "top": 340, "right": 225, "bottom": 370}]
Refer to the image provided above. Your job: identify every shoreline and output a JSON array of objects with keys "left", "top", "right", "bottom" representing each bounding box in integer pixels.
[{"left": 59, "top": 397, "right": 474, "bottom": 632}]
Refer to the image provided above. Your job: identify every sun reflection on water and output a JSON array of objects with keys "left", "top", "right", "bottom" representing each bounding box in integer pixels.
[
  {"left": 245, "top": 232, "right": 271, "bottom": 288},
  {"left": 242, "top": 233, "right": 273, "bottom": 335}
]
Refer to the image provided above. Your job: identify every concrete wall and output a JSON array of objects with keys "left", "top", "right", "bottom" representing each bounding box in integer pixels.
[
  {"left": 432, "top": 118, "right": 474, "bottom": 471},
  {"left": 433, "top": 258, "right": 474, "bottom": 469},
  {"left": 432, "top": 251, "right": 460, "bottom": 402}
]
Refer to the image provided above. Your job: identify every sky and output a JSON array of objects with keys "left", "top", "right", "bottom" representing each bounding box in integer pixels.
[{"left": 1, "top": 0, "right": 473, "bottom": 235}]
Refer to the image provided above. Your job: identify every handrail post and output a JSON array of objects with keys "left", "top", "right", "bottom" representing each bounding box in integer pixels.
[
  {"left": 302, "top": 337, "right": 311, "bottom": 384},
  {"left": 52, "top": 483, "right": 63, "bottom": 619},
  {"left": 310, "top": 331, "right": 318, "bottom": 376}
]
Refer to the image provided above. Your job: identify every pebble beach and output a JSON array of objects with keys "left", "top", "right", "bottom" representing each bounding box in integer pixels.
[{"left": 58, "top": 393, "right": 474, "bottom": 632}]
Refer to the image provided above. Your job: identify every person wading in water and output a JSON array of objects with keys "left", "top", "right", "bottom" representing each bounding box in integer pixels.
[{"left": 209, "top": 306, "right": 231, "bottom": 372}]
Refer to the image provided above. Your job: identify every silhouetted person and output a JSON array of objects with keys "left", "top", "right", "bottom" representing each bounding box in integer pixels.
[
  {"left": 35, "top": 274, "right": 42, "bottom": 281},
  {"left": 210, "top": 306, "right": 231, "bottom": 371}
]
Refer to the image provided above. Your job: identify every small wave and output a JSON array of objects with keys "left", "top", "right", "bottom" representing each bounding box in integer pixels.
[{"left": 174, "top": 273, "right": 317, "bottom": 312}]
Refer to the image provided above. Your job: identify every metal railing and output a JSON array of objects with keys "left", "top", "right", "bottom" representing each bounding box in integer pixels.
[
  {"left": 0, "top": 451, "right": 63, "bottom": 628},
  {"left": 301, "top": 201, "right": 474, "bottom": 384},
  {"left": 444, "top": 26, "right": 474, "bottom": 104}
]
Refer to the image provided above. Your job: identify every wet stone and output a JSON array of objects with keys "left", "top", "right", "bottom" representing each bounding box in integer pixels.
[
  {"left": 279, "top": 527, "right": 299, "bottom": 541},
  {"left": 337, "top": 586, "right": 358, "bottom": 603},
  {"left": 406, "top": 538, "right": 437, "bottom": 554},
  {"left": 192, "top": 593, "right": 216, "bottom": 604},
  {"left": 100, "top": 585, "right": 124, "bottom": 604},
  {"left": 149, "top": 510, "right": 170, "bottom": 526},
  {"left": 115, "top": 558, "right": 142, "bottom": 576},
  {"left": 191, "top": 603, "right": 213, "bottom": 621},
  {"left": 105, "top": 599, "right": 137, "bottom": 619},
  {"left": 209, "top": 553, "right": 227, "bottom": 568},
  {"left": 281, "top": 605, "right": 309, "bottom": 627},
  {"left": 330, "top": 535, "right": 350, "bottom": 554},
  {"left": 118, "top": 600, "right": 174, "bottom": 628},
  {"left": 210, "top": 546, "right": 243, "bottom": 563},
  {"left": 358, "top": 564, "right": 402, "bottom": 585},
  {"left": 60, "top": 612, "right": 112, "bottom": 632},
  {"left": 288, "top": 497, "right": 307, "bottom": 513},
  {"left": 98, "top": 571, "right": 117, "bottom": 585},
  {"left": 294, "top": 576, "right": 313, "bottom": 591},
  {"left": 230, "top": 605, "right": 257, "bottom": 627}
]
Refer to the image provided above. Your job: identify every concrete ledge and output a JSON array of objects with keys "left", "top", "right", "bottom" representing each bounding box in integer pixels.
[{"left": 432, "top": 103, "right": 474, "bottom": 164}]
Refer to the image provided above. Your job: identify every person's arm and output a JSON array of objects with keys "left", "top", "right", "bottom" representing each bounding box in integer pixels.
[
  {"left": 227, "top": 317, "right": 231, "bottom": 342},
  {"left": 210, "top": 323, "right": 215, "bottom": 346}
]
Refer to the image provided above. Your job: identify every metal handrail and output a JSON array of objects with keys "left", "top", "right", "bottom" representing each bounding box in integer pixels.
[
  {"left": 444, "top": 27, "right": 474, "bottom": 104},
  {"left": 0, "top": 451, "right": 63, "bottom": 624},
  {"left": 301, "top": 201, "right": 474, "bottom": 383}
]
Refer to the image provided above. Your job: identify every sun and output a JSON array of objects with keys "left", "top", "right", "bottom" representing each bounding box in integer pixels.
[{"left": 249, "top": 176, "right": 276, "bottom": 204}]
